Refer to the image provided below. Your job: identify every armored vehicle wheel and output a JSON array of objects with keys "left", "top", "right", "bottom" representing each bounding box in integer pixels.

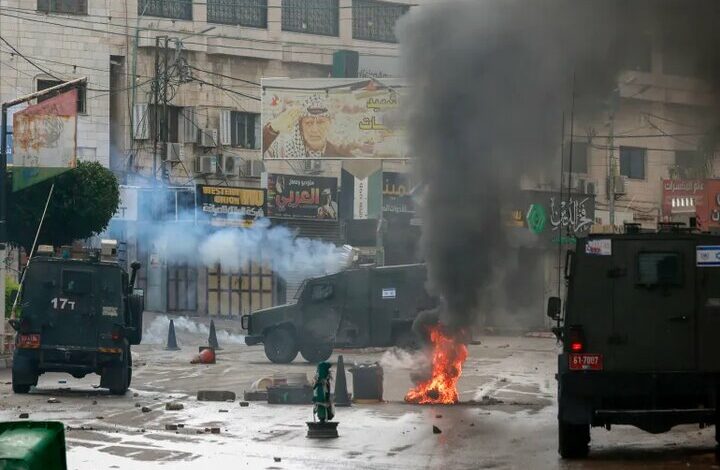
[
  {"left": 12, "top": 366, "right": 35, "bottom": 394},
  {"left": 103, "top": 349, "right": 129, "bottom": 395},
  {"left": 300, "top": 341, "right": 333, "bottom": 363},
  {"left": 558, "top": 419, "right": 590, "bottom": 459},
  {"left": 12, "top": 383, "right": 30, "bottom": 394},
  {"left": 264, "top": 328, "right": 299, "bottom": 364}
]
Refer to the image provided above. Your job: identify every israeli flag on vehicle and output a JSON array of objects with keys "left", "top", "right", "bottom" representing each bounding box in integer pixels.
[{"left": 696, "top": 246, "right": 720, "bottom": 266}]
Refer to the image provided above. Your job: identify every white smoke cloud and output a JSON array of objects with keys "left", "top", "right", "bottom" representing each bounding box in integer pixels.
[
  {"left": 136, "top": 201, "right": 353, "bottom": 280},
  {"left": 143, "top": 315, "right": 246, "bottom": 345}
]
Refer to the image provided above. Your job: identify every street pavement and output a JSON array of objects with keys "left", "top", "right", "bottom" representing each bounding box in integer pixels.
[{"left": 0, "top": 317, "right": 718, "bottom": 469}]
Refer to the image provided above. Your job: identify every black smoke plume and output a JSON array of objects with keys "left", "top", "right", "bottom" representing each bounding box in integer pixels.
[{"left": 399, "top": 0, "right": 720, "bottom": 330}]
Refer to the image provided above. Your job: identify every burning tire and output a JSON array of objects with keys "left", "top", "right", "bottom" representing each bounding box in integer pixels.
[
  {"left": 264, "top": 328, "right": 299, "bottom": 364},
  {"left": 558, "top": 419, "right": 590, "bottom": 459}
]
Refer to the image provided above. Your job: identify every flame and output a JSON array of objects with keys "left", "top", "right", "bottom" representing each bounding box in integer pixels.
[{"left": 404, "top": 325, "right": 468, "bottom": 405}]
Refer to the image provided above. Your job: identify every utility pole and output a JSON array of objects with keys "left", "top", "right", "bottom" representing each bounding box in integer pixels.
[
  {"left": 161, "top": 36, "right": 170, "bottom": 183},
  {"left": 151, "top": 36, "right": 166, "bottom": 185},
  {"left": 608, "top": 89, "right": 618, "bottom": 228},
  {"left": 608, "top": 109, "right": 616, "bottom": 227}
]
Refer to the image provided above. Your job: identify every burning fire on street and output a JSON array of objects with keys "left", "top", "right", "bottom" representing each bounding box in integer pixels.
[{"left": 404, "top": 325, "right": 468, "bottom": 405}]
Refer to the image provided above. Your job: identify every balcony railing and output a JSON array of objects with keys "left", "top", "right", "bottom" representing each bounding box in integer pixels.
[
  {"left": 352, "top": 0, "right": 409, "bottom": 43},
  {"left": 138, "top": 0, "right": 192, "bottom": 20},
  {"left": 282, "top": 0, "right": 339, "bottom": 37},
  {"left": 207, "top": 0, "right": 267, "bottom": 28}
]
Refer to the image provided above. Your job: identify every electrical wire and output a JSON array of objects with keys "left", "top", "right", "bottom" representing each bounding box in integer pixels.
[
  {"left": 187, "top": 65, "right": 259, "bottom": 86},
  {"left": 192, "top": 77, "right": 260, "bottom": 101},
  {"left": 0, "top": 34, "right": 63, "bottom": 81}
]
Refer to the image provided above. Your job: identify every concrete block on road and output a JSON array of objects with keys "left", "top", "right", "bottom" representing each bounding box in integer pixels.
[{"left": 197, "top": 390, "right": 235, "bottom": 402}]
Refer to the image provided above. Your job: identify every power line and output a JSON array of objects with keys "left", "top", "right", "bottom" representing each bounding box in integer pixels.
[
  {"left": 0, "top": 34, "right": 63, "bottom": 81},
  {"left": 192, "top": 77, "right": 260, "bottom": 101},
  {"left": 188, "top": 65, "right": 260, "bottom": 86}
]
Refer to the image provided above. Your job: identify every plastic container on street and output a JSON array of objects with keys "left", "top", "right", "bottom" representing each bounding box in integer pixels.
[
  {"left": 0, "top": 421, "right": 67, "bottom": 470},
  {"left": 349, "top": 363, "right": 384, "bottom": 403}
]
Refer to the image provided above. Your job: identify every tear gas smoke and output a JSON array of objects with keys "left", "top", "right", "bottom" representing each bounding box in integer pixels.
[
  {"left": 144, "top": 315, "right": 246, "bottom": 345},
  {"left": 137, "top": 213, "right": 352, "bottom": 280},
  {"left": 399, "top": 0, "right": 720, "bottom": 330}
]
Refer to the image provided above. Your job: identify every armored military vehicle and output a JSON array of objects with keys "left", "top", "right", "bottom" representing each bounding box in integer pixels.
[
  {"left": 10, "top": 241, "right": 144, "bottom": 395},
  {"left": 550, "top": 227, "right": 720, "bottom": 458},
  {"left": 242, "top": 264, "right": 436, "bottom": 363}
]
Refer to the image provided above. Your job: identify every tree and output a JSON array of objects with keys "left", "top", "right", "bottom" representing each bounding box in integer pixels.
[{"left": 7, "top": 161, "right": 120, "bottom": 252}]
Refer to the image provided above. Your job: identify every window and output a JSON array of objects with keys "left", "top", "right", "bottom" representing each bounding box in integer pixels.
[
  {"left": 620, "top": 146, "right": 646, "bottom": 180},
  {"left": 37, "top": 79, "right": 86, "bottom": 114},
  {"left": 37, "top": 0, "right": 87, "bottom": 15},
  {"left": 311, "top": 283, "right": 334, "bottom": 301},
  {"left": 231, "top": 112, "right": 260, "bottom": 149},
  {"left": 564, "top": 141, "right": 588, "bottom": 174},
  {"left": 352, "top": 0, "right": 409, "bottom": 43},
  {"left": 148, "top": 105, "right": 181, "bottom": 143},
  {"left": 138, "top": 0, "right": 192, "bottom": 20},
  {"left": 208, "top": 0, "right": 267, "bottom": 28},
  {"left": 637, "top": 252, "right": 682, "bottom": 287},
  {"left": 62, "top": 270, "right": 92, "bottom": 295},
  {"left": 282, "top": 0, "right": 339, "bottom": 37}
]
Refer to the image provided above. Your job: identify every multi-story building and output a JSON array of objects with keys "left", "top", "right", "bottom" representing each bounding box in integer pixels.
[{"left": 0, "top": 0, "right": 416, "bottom": 317}]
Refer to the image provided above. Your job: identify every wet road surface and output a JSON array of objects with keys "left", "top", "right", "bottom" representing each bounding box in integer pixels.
[{"left": 0, "top": 319, "right": 717, "bottom": 469}]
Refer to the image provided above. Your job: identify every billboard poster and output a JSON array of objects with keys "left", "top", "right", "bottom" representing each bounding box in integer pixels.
[
  {"left": 266, "top": 174, "right": 338, "bottom": 220},
  {"left": 13, "top": 89, "right": 78, "bottom": 191},
  {"left": 196, "top": 184, "right": 266, "bottom": 227},
  {"left": 261, "top": 78, "right": 406, "bottom": 160},
  {"left": 383, "top": 171, "right": 415, "bottom": 214}
]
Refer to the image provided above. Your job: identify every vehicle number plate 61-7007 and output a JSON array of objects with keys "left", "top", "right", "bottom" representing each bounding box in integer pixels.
[{"left": 569, "top": 353, "right": 603, "bottom": 371}]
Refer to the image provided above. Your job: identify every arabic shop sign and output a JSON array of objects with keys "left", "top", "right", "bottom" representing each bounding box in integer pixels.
[
  {"left": 383, "top": 172, "right": 415, "bottom": 214},
  {"left": 511, "top": 191, "right": 595, "bottom": 244},
  {"left": 196, "top": 184, "right": 266, "bottom": 227},
  {"left": 266, "top": 174, "right": 339, "bottom": 220},
  {"left": 549, "top": 196, "right": 593, "bottom": 234}
]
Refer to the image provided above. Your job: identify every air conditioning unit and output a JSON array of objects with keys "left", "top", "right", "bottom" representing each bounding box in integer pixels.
[
  {"left": 195, "top": 155, "right": 218, "bottom": 174},
  {"left": 584, "top": 180, "right": 597, "bottom": 195},
  {"left": 562, "top": 172, "right": 585, "bottom": 192},
  {"left": 221, "top": 155, "right": 242, "bottom": 176},
  {"left": 244, "top": 159, "right": 265, "bottom": 178},
  {"left": 166, "top": 143, "right": 184, "bottom": 162},
  {"left": 573, "top": 178, "right": 597, "bottom": 195},
  {"left": 199, "top": 128, "right": 218, "bottom": 148},
  {"left": 607, "top": 175, "right": 627, "bottom": 196}
]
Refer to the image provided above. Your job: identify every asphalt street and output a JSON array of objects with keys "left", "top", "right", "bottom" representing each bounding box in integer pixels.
[{"left": 0, "top": 317, "right": 717, "bottom": 470}]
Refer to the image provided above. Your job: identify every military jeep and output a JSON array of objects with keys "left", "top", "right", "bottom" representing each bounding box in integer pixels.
[
  {"left": 10, "top": 241, "right": 143, "bottom": 395},
  {"left": 551, "top": 228, "right": 720, "bottom": 458}
]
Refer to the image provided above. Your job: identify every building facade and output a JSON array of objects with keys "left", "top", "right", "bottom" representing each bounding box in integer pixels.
[{"left": 0, "top": 0, "right": 416, "bottom": 317}]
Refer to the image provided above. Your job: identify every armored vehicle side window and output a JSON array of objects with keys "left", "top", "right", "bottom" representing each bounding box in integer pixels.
[
  {"left": 637, "top": 252, "right": 682, "bottom": 287},
  {"left": 311, "top": 284, "right": 334, "bottom": 301},
  {"left": 62, "top": 270, "right": 92, "bottom": 295}
]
